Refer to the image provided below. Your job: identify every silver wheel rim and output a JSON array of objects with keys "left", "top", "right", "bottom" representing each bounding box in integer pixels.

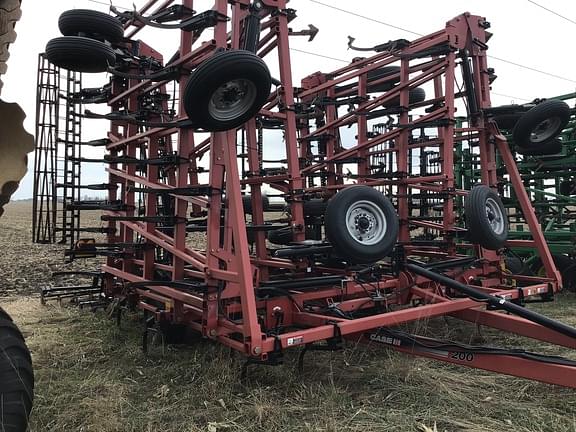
[
  {"left": 530, "top": 117, "right": 561, "bottom": 143},
  {"left": 208, "top": 78, "right": 257, "bottom": 122},
  {"left": 485, "top": 197, "right": 505, "bottom": 235},
  {"left": 345, "top": 200, "right": 387, "bottom": 245}
]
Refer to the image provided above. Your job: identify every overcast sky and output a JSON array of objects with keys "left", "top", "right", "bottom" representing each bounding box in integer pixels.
[{"left": 5, "top": 0, "right": 576, "bottom": 199}]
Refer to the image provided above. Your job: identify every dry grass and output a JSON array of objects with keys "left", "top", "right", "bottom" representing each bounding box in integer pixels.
[{"left": 1, "top": 201, "right": 576, "bottom": 432}]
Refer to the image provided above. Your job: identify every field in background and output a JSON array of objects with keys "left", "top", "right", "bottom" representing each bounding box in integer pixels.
[{"left": 1, "top": 201, "right": 576, "bottom": 432}]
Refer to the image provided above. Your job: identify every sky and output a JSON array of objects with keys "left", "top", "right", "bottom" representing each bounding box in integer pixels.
[{"left": 4, "top": 0, "right": 576, "bottom": 199}]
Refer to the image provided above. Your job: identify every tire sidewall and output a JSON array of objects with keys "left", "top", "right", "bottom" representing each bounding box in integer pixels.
[{"left": 325, "top": 186, "right": 398, "bottom": 263}]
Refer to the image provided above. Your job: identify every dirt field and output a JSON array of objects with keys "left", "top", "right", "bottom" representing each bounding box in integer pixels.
[{"left": 1, "top": 200, "right": 576, "bottom": 432}]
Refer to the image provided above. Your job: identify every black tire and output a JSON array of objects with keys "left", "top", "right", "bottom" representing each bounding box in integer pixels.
[
  {"left": 0, "top": 0, "right": 21, "bottom": 92},
  {"left": 512, "top": 100, "right": 570, "bottom": 149},
  {"left": 325, "top": 186, "right": 399, "bottom": 263},
  {"left": 0, "top": 308, "right": 34, "bottom": 432},
  {"left": 382, "top": 87, "right": 426, "bottom": 108},
  {"left": 493, "top": 113, "right": 522, "bottom": 131},
  {"left": 335, "top": 66, "right": 400, "bottom": 95},
  {"left": 504, "top": 256, "right": 524, "bottom": 274},
  {"left": 58, "top": 9, "right": 124, "bottom": 43},
  {"left": 366, "top": 66, "right": 401, "bottom": 93},
  {"left": 45, "top": 36, "right": 116, "bottom": 73},
  {"left": 516, "top": 138, "right": 562, "bottom": 156},
  {"left": 242, "top": 194, "right": 270, "bottom": 214},
  {"left": 268, "top": 226, "right": 294, "bottom": 246},
  {"left": 465, "top": 185, "right": 508, "bottom": 250},
  {"left": 303, "top": 199, "right": 328, "bottom": 218},
  {"left": 531, "top": 254, "right": 576, "bottom": 292},
  {"left": 559, "top": 180, "right": 576, "bottom": 196},
  {"left": 183, "top": 50, "right": 271, "bottom": 132}
]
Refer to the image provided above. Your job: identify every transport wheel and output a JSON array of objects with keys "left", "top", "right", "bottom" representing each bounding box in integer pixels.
[
  {"left": 531, "top": 254, "right": 576, "bottom": 292},
  {"left": 242, "top": 194, "right": 270, "bottom": 214},
  {"left": 559, "top": 180, "right": 576, "bottom": 196},
  {"left": 183, "top": 50, "right": 271, "bottom": 132},
  {"left": 512, "top": 100, "right": 570, "bottom": 149},
  {"left": 303, "top": 199, "right": 328, "bottom": 217},
  {"left": 365, "top": 66, "right": 401, "bottom": 92},
  {"left": 504, "top": 256, "right": 524, "bottom": 274},
  {"left": 465, "top": 185, "right": 508, "bottom": 250},
  {"left": 516, "top": 138, "right": 562, "bottom": 156},
  {"left": 0, "top": 307, "right": 34, "bottom": 432},
  {"left": 45, "top": 36, "right": 116, "bottom": 73},
  {"left": 58, "top": 9, "right": 124, "bottom": 43},
  {"left": 325, "top": 185, "right": 399, "bottom": 263},
  {"left": 493, "top": 113, "right": 522, "bottom": 131},
  {"left": 335, "top": 66, "right": 400, "bottom": 95},
  {"left": 267, "top": 226, "right": 293, "bottom": 246},
  {"left": 382, "top": 87, "right": 426, "bottom": 108}
]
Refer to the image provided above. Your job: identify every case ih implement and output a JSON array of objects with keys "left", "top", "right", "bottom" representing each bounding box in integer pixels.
[{"left": 36, "top": 1, "right": 576, "bottom": 388}]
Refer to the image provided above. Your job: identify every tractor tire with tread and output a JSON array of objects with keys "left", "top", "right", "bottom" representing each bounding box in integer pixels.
[
  {"left": 465, "top": 185, "right": 508, "bottom": 250},
  {"left": 512, "top": 100, "right": 570, "bottom": 149},
  {"left": 46, "top": 36, "right": 116, "bottom": 73},
  {"left": 325, "top": 185, "right": 399, "bottom": 263},
  {"left": 0, "top": 307, "right": 34, "bottom": 432},
  {"left": 59, "top": 9, "right": 124, "bottom": 42},
  {"left": 183, "top": 50, "right": 271, "bottom": 132}
]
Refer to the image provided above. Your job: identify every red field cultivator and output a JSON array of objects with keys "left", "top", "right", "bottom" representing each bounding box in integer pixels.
[{"left": 38, "top": 1, "right": 576, "bottom": 387}]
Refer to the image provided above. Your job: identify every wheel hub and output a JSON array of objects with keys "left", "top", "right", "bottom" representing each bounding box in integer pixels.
[
  {"left": 209, "top": 78, "right": 258, "bottom": 122},
  {"left": 345, "top": 200, "right": 387, "bottom": 245},
  {"left": 530, "top": 116, "right": 561, "bottom": 143}
]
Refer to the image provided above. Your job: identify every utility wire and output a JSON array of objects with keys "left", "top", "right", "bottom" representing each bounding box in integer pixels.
[
  {"left": 289, "top": 47, "right": 348, "bottom": 63},
  {"left": 488, "top": 55, "right": 576, "bottom": 84},
  {"left": 308, "top": 0, "right": 576, "bottom": 84},
  {"left": 85, "top": 0, "right": 131, "bottom": 11},
  {"left": 309, "top": 0, "right": 422, "bottom": 37},
  {"left": 526, "top": 0, "right": 576, "bottom": 26}
]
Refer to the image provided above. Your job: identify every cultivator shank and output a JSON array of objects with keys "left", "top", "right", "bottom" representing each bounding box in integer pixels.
[{"left": 37, "top": 1, "right": 576, "bottom": 388}]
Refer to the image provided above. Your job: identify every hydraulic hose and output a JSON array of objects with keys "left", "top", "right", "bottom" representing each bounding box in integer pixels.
[{"left": 406, "top": 263, "right": 576, "bottom": 340}]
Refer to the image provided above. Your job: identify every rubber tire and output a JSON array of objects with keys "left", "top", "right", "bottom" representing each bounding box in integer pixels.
[
  {"left": 0, "top": 0, "right": 21, "bottom": 92},
  {"left": 493, "top": 113, "right": 522, "bottom": 131},
  {"left": 504, "top": 256, "right": 524, "bottom": 274},
  {"left": 366, "top": 66, "right": 401, "bottom": 93},
  {"left": 0, "top": 308, "right": 34, "bottom": 432},
  {"left": 512, "top": 100, "right": 570, "bottom": 149},
  {"left": 465, "top": 185, "right": 508, "bottom": 250},
  {"left": 325, "top": 186, "right": 399, "bottom": 263},
  {"left": 45, "top": 36, "right": 116, "bottom": 73},
  {"left": 382, "top": 87, "right": 426, "bottom": 108},
  {"left": 268, "top": 226, "right": 294, "bottom": 246},
  {"left": 516, "top": 138, "right": 562, "bottom": 156},
  {"left": 242, "top": 194, "right": 270, "bottom": 214},
  {"left": 559, "top": 180, "right": 576, "bottom": 196},
  {"left": 335, "top": 66, "right": 400, "bottom": 95},
  {"left": 303, "top": 199, "right": 328, "bottom": 218},
  {"left": 183, "top": 50, "right": 271, "bottom": 132},
  {"left": 58, "top": 9, "right": 124, "bottom": 43},
  {"left": 531, "top": 254, "right": 576, "bottom": 292}
]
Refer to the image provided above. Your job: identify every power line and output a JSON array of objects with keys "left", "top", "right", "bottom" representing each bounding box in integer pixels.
[
  {"left": 293, "top": 48, "right": 531, "bottom": 102},
  {"left": 526, "top": 0, "right": 576, "bottom": 26},
  {"left": 290, "top": 47, "right": 348, "bottom": 63},
  {"left": 85, "top": 0, "right": 131, "bottom": 11},
  {"left": 307, "top": 0, "right": 576, "bottom": 84},
  {"left": 488, "top": 55, "right": 576, "bottom": 84},
  {"left": 309, "top": 0, "right": 422, "bottom": 37},
  {"left": 491, "top": 92, "right": 531, "bottom": 102}
]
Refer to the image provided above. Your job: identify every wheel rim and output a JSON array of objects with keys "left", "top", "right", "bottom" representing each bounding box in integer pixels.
[
  {"left": 530, "top": 117, "right": 562, "bottom": 143},
  {"left": 208, "top": 78, "right": 258, "bottom": 122},
  {"left": 485, "top": 197, "right": 505, "bottom": 235},
  {"left": 345, "top": 200, "right": 387, "bottom": 245}
]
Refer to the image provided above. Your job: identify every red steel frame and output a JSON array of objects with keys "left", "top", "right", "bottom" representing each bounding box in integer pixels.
[{"left": 90, "top": 1, "right": 575, "bottom": 388}]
